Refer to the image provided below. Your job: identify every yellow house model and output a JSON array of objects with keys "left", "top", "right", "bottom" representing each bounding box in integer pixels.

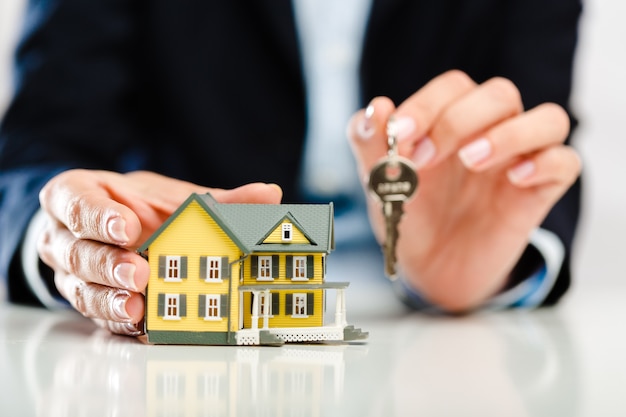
[{"left": 138, "top": 193, "right": 367, "bottom": 345}]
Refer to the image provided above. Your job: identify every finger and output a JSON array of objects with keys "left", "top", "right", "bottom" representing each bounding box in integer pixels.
[
  {"left": 208, "top": 182, "right": 283, "bottom": 204},
  {"left": 39, "top": 169, "right": 143, "bottom": 246},
  {"left": 348, "top": 71, "right": 478, "bottom": 176},
  {"left": 92, "top": 318, "right": 145, "bottom": 337},
  {"left": 458, "top": 103, "right": 570, "bottom": 171},
  {"left": 38, "top": 224, "right": 149, "bottom": 292},
  {"left": 122, "top": 172, "right": 282, "bottom": 207},
  {"left": 428, "top": 76, "right": 524, "bottom": 167},
  {"left": 347, "top": 96, "right": 397, "bottom": 177},
  {"left": 55, "top": 271, "right": 145, "bottom": 323},
  {"left": 506, "top": 145, "right": 581, "bottom": 189},
  {"left": 394, "top": 70, "right": 477, "bottom": 159}
]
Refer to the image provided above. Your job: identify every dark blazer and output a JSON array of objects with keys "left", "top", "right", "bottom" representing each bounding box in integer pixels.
[{"left": 0, "top": 0, "right": 583, "bottom": 304}]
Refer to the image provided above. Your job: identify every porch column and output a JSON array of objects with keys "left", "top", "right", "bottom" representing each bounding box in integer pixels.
[
  {"left": 238, "top": 290, "right": 243, "bottom": 330},
  {"left": 251, "top": 290, "right": 259, "bottom": 330},
  {"left": 262, "top": 289, "right": 270, "bottom": 329},
  {"left": 335, "top": 288, "right": 347, "bottom": 327}
]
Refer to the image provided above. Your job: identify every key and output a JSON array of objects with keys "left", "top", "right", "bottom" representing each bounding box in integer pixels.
[{"left": 367, "top": 119, "right": 418, "bottom": 279}]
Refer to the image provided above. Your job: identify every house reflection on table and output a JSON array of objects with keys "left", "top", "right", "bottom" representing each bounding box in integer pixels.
[
  {"left": 2, "top": 301, "right": 581, "bottom": 416},
  {"left": 145, "top": 345, "right": 353, "bottom": 417}
]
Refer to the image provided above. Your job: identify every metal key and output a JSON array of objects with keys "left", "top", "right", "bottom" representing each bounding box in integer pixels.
[{"left": 367, "top": 119, "right": 418, "bottom": 279}]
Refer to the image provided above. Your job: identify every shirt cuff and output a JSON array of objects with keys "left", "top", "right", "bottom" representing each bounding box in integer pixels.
[
  {"left": 21, "top": 208, "right": 67, "bottom": 309},
  {"left": 392, "top": 227, "right": 566, "bottom": 311}
]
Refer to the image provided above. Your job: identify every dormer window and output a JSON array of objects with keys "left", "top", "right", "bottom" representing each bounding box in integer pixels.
[{"left": 282, "top": 223, "right": 292, "bottom": 242}]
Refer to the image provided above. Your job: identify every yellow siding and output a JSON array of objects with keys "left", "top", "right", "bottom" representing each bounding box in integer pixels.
[
  {"left": 243, "top": 289, "right": 324, "bottom": 328},
  {"left": 262, "top": 220, "right": 310, "bottom": 244},
  {"left": 242, "top": 253, "right": 324, "bottom": 285},
  {"left": 146, "top": 200, "right": 242, "bottom": 333},
  {"left": 241, "top": 253, "right": 325, "bottom": 329}
]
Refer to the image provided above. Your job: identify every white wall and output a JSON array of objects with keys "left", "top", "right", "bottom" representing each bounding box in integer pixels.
[
  {"left": 0, "top": 0, "right": 24, "bottom": 116},
  {"left": 0, "top": 0, "right": 623, "bottom": 287},
  {"left": 571, "top": 0, "right": 626, "bottom": 287}
]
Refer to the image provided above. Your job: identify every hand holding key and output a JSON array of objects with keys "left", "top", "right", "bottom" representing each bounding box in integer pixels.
[
  {"left": 368, "top": 119, "right": 418, "bottom": 279},
  {"left": 348, "top": 70, "right": 580, "bottom": 312}
]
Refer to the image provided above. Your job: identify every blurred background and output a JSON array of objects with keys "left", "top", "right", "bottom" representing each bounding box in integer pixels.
[{"left": 0, "top": 0, "right": 624, "bottom": 290}]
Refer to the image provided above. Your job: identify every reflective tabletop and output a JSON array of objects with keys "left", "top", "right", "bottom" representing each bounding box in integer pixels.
[{"left": 1, "top": 247, "right": 624, "bottom": 416}]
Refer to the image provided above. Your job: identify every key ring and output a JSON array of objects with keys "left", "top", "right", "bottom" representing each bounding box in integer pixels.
[{"left": 386, "top": 117, "right": 399, "bottom": 159}]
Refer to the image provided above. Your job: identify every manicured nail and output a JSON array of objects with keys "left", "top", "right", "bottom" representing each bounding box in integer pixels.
[
  {"left": 112, "top": 292, "right": 131, "bottom": 321},
  {"left": 458, "top": 138, "right": 492, "bottom": 168},
  {"left": 507, "top": 160, "right": 536, "bottom": 184},
  {"left": 357, "top": 104, "right": 375, "bottom": 140},
  {"left": 113, "top": 263, "right": 137, "bottom": 290},
  {"left": 393, "top": 116, "right": 416, "bottom": 142},
  {"left": 107, "top": 216, "right": 129, "bottom": 244},
  {"left": 412, "top": 137, "right": 436, "bottom": 169}
]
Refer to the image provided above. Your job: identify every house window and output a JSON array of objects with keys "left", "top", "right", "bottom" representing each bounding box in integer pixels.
[
  {"left": 157, "top": 371, "right": 185, "bottom": 399},
  {"left": 197, "top": 372, "right": 221, "bottom": 400},
  {"left": 293, "top": 256, "right": 307, "bottom": 280},
  {"left": 199, "top": 294, "right": 224, "bottom": 320},
  {"left": 293, "top": 293, "right": 307, "bottom": 317},
  {"left": 165, "top": 294, "right": 180, "bottom": 320},
  {"left": 206, "top": 257, "right": 221, "bottom": 281},
  {"left": 259, "top": 256, "right": 272, "bottom": 280},
  {"left": 258, "top": 292, "right": 272, "bottom": 316},
  {"left": 165, "top": 256, "right": 181, "bottom": 281},
  {"left": 205, "top": 295, "right": 220, "bottom": 319},
  {"left": 282, "top": 223, "right": 292, "bottom": 241}
]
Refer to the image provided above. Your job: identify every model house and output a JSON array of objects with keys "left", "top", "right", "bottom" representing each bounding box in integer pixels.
[{"left": 138, "top": 193, "right": 367, "bottom": 345}]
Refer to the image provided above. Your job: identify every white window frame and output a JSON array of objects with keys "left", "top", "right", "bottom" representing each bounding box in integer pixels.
[
  {"left": 164, "top": 294, "right": 181, "bottom": 320},
  {"left": 292, "top": 293, "right": 308, "bottom": 317},
  {"left": 198, "top": 372, "right": 221, "bottom": 400},
  {"left": 204, "top": 294, "right": 221, "bottom": 321},
  {"left": 205, "top": 257, "right": 222, "bottom": 282},
  {"left": 282, "top": 223, "right": 293, "bottom": 242},
  {"left": 157, "top": 371, "right": 184, "bottom": 399},
  {"left": 165, "top": 255, "right": 182, "bottom": 282},
  {"left": 292, "top": 256, "right": 308, "bottom": 281},
  {"left": 257, "top": 256, "right": 274, "bottom": 281},
  {"left": 257, "top": 292, "right": 273, "bottom": 317}
]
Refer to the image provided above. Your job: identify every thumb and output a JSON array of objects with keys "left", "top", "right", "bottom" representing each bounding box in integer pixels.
[{"left": 39, "top": 169, "right": 142, "bottom": 247}]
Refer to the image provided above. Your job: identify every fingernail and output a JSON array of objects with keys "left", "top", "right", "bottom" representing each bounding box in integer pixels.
[
  {"left": 458, "top": 138, "right": 492, "bottom": 168},
  {"left": 412, "top": 137, "right": 436, "bottom": 169},
  {"left": 113, "top": 263, "right": 137, "bottom": 290},
  {"left": 107, "top": 216, "right": 129, "bottom": 244},
  {"left": 357, "top": 104, "right": 375, "bottom": 140},
  {"left": 393, "top": 116, "right": 416, "bottom": 142},
  {"left": 112, "top": 292, "right": 131, "bottom": 321},
  {"left": 507, "top": 160, "right": 536, "bottom": 184}
]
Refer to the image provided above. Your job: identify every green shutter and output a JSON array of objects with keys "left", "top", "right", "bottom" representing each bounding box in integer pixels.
[
  {"left": 250, "top": 293, "right": 256, "bottom": 314},
  {"left": 198, "top": 294, "right": 206, "bottom": 318},
  {"left": 158, "top": 256, "right": 165, "bottom": 278},
  {"left": 221, "top": 294, "right": 228, "bottom": 317},
  {"left": 307, "top": 255, "right": 314, "bottom": 278},
  {"left": 251, "top": 256, "right": 258, "bottom": 278},
  {"left": 286, "top": 294, "right": 293, "bottom": 315},
  {"left": 307, "top": 293, "right": 314, "bottom": 315},
  {"left": 157, "top": 293, "right": 165, "bottom": 316},
  {"left": 199, "top": 257, "right": 207, "bottom": 280},
  {"left": 285, "top": 256, "right": 293, "bottom": 278},
  {"left": 180, "top": 257, "right": 188, "bottom": 279},
  {"left": 180, "top": 294, "right": 187, "bottom": 317},
  {"left": 221, "top": 256, "right": 230, "bottom": 279},
  {"left": 272, "top": 255, "right": 279, "bottom": 278},
  {"left": 271, "top": 292, "right": 280, "bottom": 315}
]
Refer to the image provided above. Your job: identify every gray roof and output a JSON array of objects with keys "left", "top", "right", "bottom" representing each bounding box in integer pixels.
[{"left": 138, "top": 193, "right": 334, "bottom": 254}]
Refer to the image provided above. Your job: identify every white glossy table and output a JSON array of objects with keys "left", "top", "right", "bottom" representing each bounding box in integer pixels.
[{"left": 1, "top": 247, "right": 624, "bottom": 416}]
